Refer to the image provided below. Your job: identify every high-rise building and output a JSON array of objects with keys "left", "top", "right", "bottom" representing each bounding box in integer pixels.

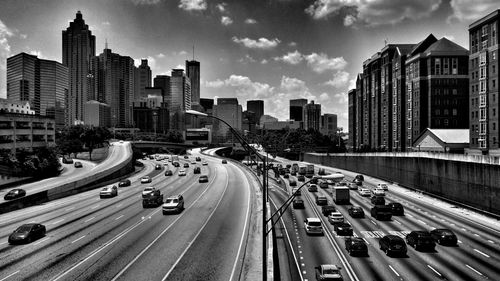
[
  {"left": 247, "top": 100, "right": 264, "bottom": 125},
  {"left": 62, "top": 11, "right": 95, "bottom": 125},
  {"left": 7, "top": 52, "right": 69, "bottom": 129},
  {"left": 303, "top": 100, "right": 321, "bottom": 131},
  {"left": 321, "top": 113, "right": 337, "bottom": 136},
  {"left": 469, "top": 10, "right": 500, "bottom": 153},
  {"left": 348, "top": 88, "right": 356, "bottom": 150},
  {"left": 84, "top": 100, "right": 111, "bottom": 127},
  {"left": 89, "top": 47, "right": 135, "bottom": 127},
  {"left": 290, "top": 98, "right": 307, "bottom": 122},
  {"left": 170, "top": 69, "right": 191, "bottom": 131},
  {"left": 213, "top": 98, "right": 242, "bottom": 139},
  {"left": 200, "top": 98, "right": 214, "bottom": 113},
  {"left": 186, "top": 60, "right": 200, "bottom": 105},
  {"left": 136, "top": 59, "right": 152, "bottom": 100},
  {"left": 355, "top": 74, "right": 365, "bottom": 150},
  {"left": 153, "top": 75, "right": 170, "bottom": 104}
]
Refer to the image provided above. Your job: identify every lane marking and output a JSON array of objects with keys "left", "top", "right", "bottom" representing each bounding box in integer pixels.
[
  {"left": 66, "top": 207, "right": 75, "bottom": 211},
  {"left": 394, "top": 220, "right": 402, "bottom": 225},
  {"left": 417, "top": 219, "right": 427, "bottom": 225},
  {"left": 0, "top": 241, "right": 7, "bottom": 245},
  {"left": 51, "top": 219, "right": 65, "bottom": 225},
  {"left": 427, "top": 264, "right": 441, "bottom": 277},
  {"left": 115, "top": 215, "right": 124, "bottom": 220},
  {"left": 488, "top": 240, "right": 494, "bottom": 244},
  {"left": 389, "top": 265, "right": 400, "bottom": 277},
  {"left": 116, "top": 204, "right": 122, "bottom": 208},
  {"left": 71, "top": 235, "right": 86, "bottom": 244},
  {"left": 474, "top": 233, "right": 480, "bottom": 237},
  {"left": 458, "top": 240, "right": 463, "bottom": 244},
  {"left": 34, "top": 237, "right": 50, "bottom": 245},
  {"left": 370, "top": 219, "right": 377, "bottom": 225},
  {"left": 91, "top": 205, "right": 100, "bottom": 209},
  {"left": 465, "top": 264, "right": 483, "bottom": 276},
  {"left": 85, "top": 217, "right": 95, "bottom": 223},
  {"left": 474, "top": 249, "right": 490, "bottom": 258},
  {"left": 0, "top": 271, "right": 19, "bottom": 281}
]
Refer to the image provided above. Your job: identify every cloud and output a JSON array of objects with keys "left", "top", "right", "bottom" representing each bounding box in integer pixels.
[
  {"left": 132, "top": 0, "right": 162, "bottom": 5},
  {"left": 20, "top": 34, "right": 27, "bottom": 39},
  {"left": 325, "top": 71, "right": 350, "bottom": 88},
  {"left": 156, "top": 53, "right": 166, "bottom": 58},
  {"left": 221, "top": 16, "right": 233, "bottom": 26},
  {"left": 28, "top": 50, "right": 46, "bottom": 59},
  {"left": 304, "top": 52, "right": 347, "bottom": 73},
  {"left": 448, "top": 0, "right": 498, "bottom": 22},
  {"left": 102, "top": 21, "right": 110, "bottom": 26},
  {"left": 274, "top": 50, "right": 303, "bottom": 65},
  {"left": 305, "top": 0, "right": 442, "bottom": 26},
  {"left": 261, "top": 59, "right": 268, "bottom": 64},
  {"left": 205, "top": 79, "right": 225, "bottom": 88},
  {"left": 178, "top": 0, "right": 207, "bottom": 11},
  {"left": 134, "top": 56, "right": 157, "bottom": 72},
  {"left": 238, "top": 54, "right": 256, "bottom": 64},
  {"left": 232, "top": 37, "right": 280, "bottom": 49},
  {"left": 216, "top": 3, "right": 227, "bottom": 12},
  {"left": 178, "top": 50, "right": 188, "bottom": 56},
  {"left": 245, "top": 18, "right": 257, "bottom": 24},
  {"left": 174, "top": 64, "right": 185, "bottom": 70},
  {"left": 0, "top": 19, "right": 13, "bottom": 98},
  {"left": 288, "top": 42, "right": 297, "bottom": 47},
  {"left": 319, "top": 93, "right": 330, "bottom": 101}
]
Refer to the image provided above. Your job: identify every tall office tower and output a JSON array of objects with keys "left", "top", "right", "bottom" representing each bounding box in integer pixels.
[
  {"left": 153, "top": 75, "right": 171, "bottom": 105},
  {"left": 469, "top": 10, "right": 500, "bottom": 153},
  {"left": 348, "top": 88, "right": 356, "bottom": 150},
  {"left": 136, "top": 59, "right": 152, "bottom": 100},
  {"left": 213, "top": 98, "right": 242, "bottom": 139},
  {"left": 303, "top": 101, "right": 321, "bottom": 131},
  {"left": 355, "top": 74, "right": 365, "bottom": 150},
  {"left": 89, "top": 47, "right": 135, "bottom": 127},
  {"left": 186, "top": 60, "right": 200, "bottom": 105},
  {"left": 247, "top": 100, "right": 264, "bottom": 125},
  {"left": 170, "top": 69, "right": 191, "bottom": 131},
  {"left": 290, "top": 98, "right": 307, "bottom": 122},
  {"left": 7, "top": 52, "right": 69, "bottom": 129},
  {"left": 405, "top": 34, "right": 469, "bottom": 150},
  {"left": 62, "top": 11, "right": 95, "bottom": 125},
  {"left": 320, "top": 113, "right": 337, "bottom": 136}
]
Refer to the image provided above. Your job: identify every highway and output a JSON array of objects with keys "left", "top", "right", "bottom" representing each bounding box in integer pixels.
[
  {"left": 268, "top": 157, "right": 500, "bottom": 281},
  {"left": 0, "top": 149, "right": 259, "bottom": 281}
]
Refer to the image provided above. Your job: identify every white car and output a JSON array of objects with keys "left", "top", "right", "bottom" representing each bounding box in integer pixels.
[
  {"left": 377, "top": 183, "right": 389, "bottom": 191},
  {"left": 178, "top": 169, "right": 186, "bottom": 176},
  {"left": 328, "top": 211, "right": 344, "bottom": 224},
  {"left": 358, "top": 188, "right": 371, "bottom": 197},
  {"left": 140, "top": 176, "right": 152, "bottom": 183},
  {"left": 372, "top": 187, "right": 385, "bottom": 196},
  {"left": 304, "top": 217, "right": 323, "bottom": 235},
  {"left": 100, "top": 185, "right": 118, "bottom": 198},
  {"left": 142, "top": 187, "right": 156, "bottom": 198}
]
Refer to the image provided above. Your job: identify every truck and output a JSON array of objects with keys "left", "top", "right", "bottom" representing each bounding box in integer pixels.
[
  {"left": 332, "top": 186, "right": 350, "bottom": 205},
  {"left": 142, "top": 189, "right": 164, "bottom": 208},
  {"left": 305, "top": 164, "right": 315, "bottom": 178}
]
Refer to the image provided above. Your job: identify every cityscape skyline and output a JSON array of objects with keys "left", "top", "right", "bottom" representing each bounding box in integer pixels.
[{"left": 0, "top": 0, "right": 498, "bottom": 129}]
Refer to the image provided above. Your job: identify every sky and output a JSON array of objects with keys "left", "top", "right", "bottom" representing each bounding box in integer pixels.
[{"left": 0, "top": 0, "right": 499, "bottom": 130}]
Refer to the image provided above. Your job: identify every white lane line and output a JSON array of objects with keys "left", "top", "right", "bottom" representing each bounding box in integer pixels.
[
  {"left": 458, "top": 240, "right": 463, "bottom": 244},
  {"left": 488, "top": 240, "right": 494, "bottom": 244},
  {"left": 84, "top": 217, "right": 95, "bottom": 223},
  {"left": 91, "top": 205, "right": 100, "bottom": 210},
  {"left": 462, "top": 228, "right": 467, "bottom": 231},
  {"left": 406, "top": 214, "right": 414, "bottom": 218},
  {"left": 417, "top": 219, "right": 427, "bottom": 225},
  {"left": 71, "top": 235, "right": 86, "bottom": 244},
  {"left": 0, "top": 241, "right": 7, "bottom": 245},
  {"left": 465, "top": 264, "right": 483, "bottom": 276},
  {"left": 115, "top": 215, "right": 124, "bottom": 220},
  {"left": 362, "top": 238, "right": 370, "bottom": 245},
  {"left": 370, "top": 219, "right": 377, "bottom": 225},
  {"left": 474, "top": 249, "right": 490, "bottom": 258},
  {"left": 474, "top": 233, "right": 480, "bottom": 237},
  {"left": 427, "top": 264, "right": 442, "bottom": 277},
  {"left": 95, "top": 198, "right": 100, "bottom": 201},
  {"left": 34, "top": 237, "right": 50, "bottom": 245},
  {"left": 66, "top": 207, "right": 75, "bottom": 211},
  {"left": 116, "top": 204, "right": 122, "bottom": 208},
  {"left": 0, "top": 271, "right": 19, "bottom": 281},
  {"left": 51, "top": 219, "right": 65, "bottom": 225},
  {"left": 389, "top": 265, "right": 400, "bottom": 277},
  {"left": 394, "top": 220, "right": 402, "bottom": 225}
]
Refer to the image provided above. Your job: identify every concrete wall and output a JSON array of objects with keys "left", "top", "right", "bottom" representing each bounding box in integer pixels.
[{"left": 305, "top": 153, "right": 500, "bottom": 216}]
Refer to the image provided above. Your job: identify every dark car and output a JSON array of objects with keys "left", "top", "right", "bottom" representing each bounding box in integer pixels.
[
  {"left": 348, "top": 206, "right": 365, "bottom": 218},
  {"left": 62, "top": 156, "right": 74, "bottom": 164},
  {"left": 371, "top": 205, "right": 392, "bottom": 220},
  {"left": 283, "top": 173, "right": 289, "bottom": 179},
  {"left": 173, "top": 161, "right": 180, "bottom": 167},
  {"left": 308, "top": 184, "right": 318, "bottom": 192},
  {"left": 183, "top": 163, "right": 189, "bottom": 168},
  {"left": 8, "top": 223, "right": 46, "bottom": 244},
  {"left": 155, "top": 164, "right": 162, "bottom": 170},
  {"left": 164, "top": 169, "right": 173, "bottom": 176},
  {"left": 334, "top": 222, "right": 353, "bottom": 236},
  {"left": 379, "top": 235, "right": 407, "bottom": 256},
  {"left": 387, "top": 202, "right": 405, "bottom": 216},
  {"left": 4, "top": 189, "right": 26, "bottom": 200},
  {"left": 74, "top": 161, "right": 83, "bottom": 168},
  {"left": 195, "top": 157, "right": 201, "bottom": 161},
  {"left": 194, "top": 167, "right": 201, "bottom": 174},
  {"left": 289, "top": 179, "right": 297, "bottom": 186},
  {"left": 353, "top": 178, "right": 363, "bottom": 186},
  {"left": 319, "top": 181, "right": 329, "bottom": 189},
  {"left": 184, "top": 155, "right": 189, "bottom": 159},
  {"left": 222, "top": 159, "right": 228, "bottom": 164},
  {"left": 118, "top": 179, "right": 131, "bottom": 187},
  {"left": 430, "top": 228, "right": 458, "bottom": 246},
  {"left": 315, "top": 195, "right": 328, "bottom": 206},
  {"left": 322, "top": 205, "right": 336, "bottom": 216},
  {"left": 293, "top": 199, "right": 305, "bottom": 209},
  {"left": 406, "top": 231, "right": 436, "bottom": 251},
  {"left": 371, "top": 196, "right": 385, "bottom": 205},
  {"left": 199, "top": 175, "right": 209, "bottom": 183},
  {"left": 345, "top": 237, "right": 368, "bottom": 256},
  {"left": 297, "top": 175, "right": 305, "bottom": 182},
  {"left": 354, "top": 174, "right": 364, "bottom": 181}
]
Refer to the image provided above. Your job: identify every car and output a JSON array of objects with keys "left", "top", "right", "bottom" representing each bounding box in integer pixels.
[
  {"left": 193, "top": 167, "right": 201, "bottom": 174},
  {"left": 315, "top": 264, "right": 343, "bottom": 281},
  {"left": 348, "top": 206, "right": 365, "bottom": 218},
  {"left": 178, "top": 169, "right": 186, "bottom": 176},
  {"left": 371, "top": 196, "right": 385, "bottom": 205},
  {"left": 283, "top": 173, "right": 289, "bottom": 179},
  {"left": 163, "top": 162, "right": 169, "bottom": 166},
  {"left": 336, "top": 181, "right": 347, "bottom": 187},
  {"left": 173, "top": 161, "right": 180, "bottom": 167},
  {"left": 199, "top": 175, "right": 209, "bottom": 183},
  {"left": 184, "top": 155, "right": 189, "bottom": 159},
  {"left": 4, "top": 188, "right": 26, "bottom": 200},
  {"left": 318, "top": 168, "right": 326, "bottom": 175},
  {"left": 347, "top": 182, "right": 358, "bottom": 190},
  {"left": 292, "top": 187, "right": 301, "bottom": 196},
  {"left": 134, "top": 161, "right": 144, "bottom": 167},
  {"left": 319, "top": 181, "right": 329, "bottom": 189},
  {"left": 289, "top": 179, "right": 297, "bottom": 186},
  {"left": 162, "top": 195, "right": 184, "bottom": 214},
  {"left": 100, "top": 185, "right": 118, "bottom": 198},
  {"left": 304, "top": 217, "right": 323, "bottom": 235},
  {"left": 430, "top": 228, "right": 458, "bottom": 245},
  {"left": 8, "top": 223, "right": 46, "bottom": 244},
  {"left": 62, "top": 156, "right": 74, "bottom": 164},
  {"left": 371, "top": 187, "right": 385, "bottom": 197},
  {"left": 377, "top": 183, "right": 389, "bottom": 191},
  {"left": 155, "top": 164, "right": 162, "bottom": 170},
  {"left": 292, "top": 199, "right": 305, "bottom": 209},
  {"left": 334, "top": 222, "right": 353, "bottom": 236},
  {"left": 387, "top": 202, "right": 404, "bottom": 216},
  {"left": 290, "top": 171, "right": 297, "bottom": 176},
  {"left": 140, "top": 176, "right": 152, "bottom": 183},
  {"left": 354, "top": 174, "right": 364, "bottom": 182},
  {"left": 74, "top": 161, "right": 83, "bottom": 168},
  {"left": 191, "top": 161, "right": 197, "bottom": 165},
  {"left": 315, "top": 195, "right": 328, "bottom": 205},
  {"left": 183, "top": 163, "right": 189, "bottom": 168},
  {"left": 345, "top": 237, "right": 368, "bottom": 256},
  {"left": 406, "top": 231, "right": 436, "bottom": 251},
  {"left": 370, "top": 205, "right": 392, "bottom": 220},
  {"left": 142, "top": 187, "right": 157, "bottom": 198},
  {"left": 322, "top": 205, "right": 336, "bottom": 216},
  {"left": 308, "top": 184, "right": 318, "bottom": 192},
  {"left": 328, "top": 211, "right": 344, "bottom": 224},
  {"left": 379, "top": 235, "right": 407, "bottom": 256},
  {"left": 118, "top": 179, "right": 131, "bottom": 187},
  {"left": 164, "top": 169, "right": 173, "bottom": 176},
  {"left": 195, "top": 157, "right": 201, "bottom": 161},
  {"left": 297, "top": 175, "right": 305, "bottom": 182},
  {"left": 202, "top": 161, "right": 208, "bottom": 166},
  {"left": 222, "top": 159, "right": 228, "bottom": 164},
  {"left": 353, "top": 178, "right": 363, "bottom": 186},
  {"left": 358, "top": 188, "right": 371, "bottom": 197}
]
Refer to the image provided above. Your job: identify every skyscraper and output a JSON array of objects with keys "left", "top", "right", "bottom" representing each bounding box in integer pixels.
[
  {"left": 290, "top": 98, "right": 307, "bottom": 123},
  {"left": 303, "top": 100, "right": 321, "bottom": 131},
  {"left": 62, "top": 11, "right": 95, "bottom": 125},
  {"left": 213, "top": 98, "right": 242, "bottom": 139},
  {"left": 7, "top": 52, "right": 69, "bottom": 129},
  {"left": 170, "top": 69, "right": 191, "bottom": 131},
  {"left": 186, "top": 60, "right": 200, "bottom": 105},
  {"left": 247, "top": 100, "right": 264, "bottom": 125},
  {"left": 136, "top": 59, "right": 152, "bottom": 100},
  {"left": 153, "top": 75, "right": 171, "bottom": 104}
]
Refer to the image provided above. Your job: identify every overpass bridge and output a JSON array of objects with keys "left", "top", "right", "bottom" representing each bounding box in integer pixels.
[{"left": 130, "top": 141, "right": 197, "bottom": 155}]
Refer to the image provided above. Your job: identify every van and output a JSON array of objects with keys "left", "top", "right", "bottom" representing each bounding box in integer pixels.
[{"left": 315, "top": 195, "right": 328, "bottom": 206}]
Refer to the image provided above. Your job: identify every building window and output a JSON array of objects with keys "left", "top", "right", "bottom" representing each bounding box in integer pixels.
[
  {"left": 452, "top": 58, "right": 458, "bottom": 74},
  {"left": 494, "top": 80, "right": 496, "bottom": 88},
  {"left": 480, "top": 52, "right": 487, "bottom": 65},
  {"left": 494, "top": 108, "right": 496, "bottom": 116},
  {"left": 493, "top": 65, "right": 496, "bottom": 74},
  {"left": 435, "top": 109, "right": 440, "bottom": 115},
  {"left": 444, "top": 119, "right": 449, "bottom": 126},
  {"left": 453, "top": 109, "right": 457, "bottom": 116},
  {"left": 494, "top": 51, "right": 497, "bottom": 60},
  {"left": 444, "top": 109, "right": 449, "bottom": 115},
  {"left": 435, "top": 58, "right": 441, "bottom": 75},
  {"left": 443, "top": 58, "right": 449, "bottom": 74},
  {"left": 483, "top": 25, "right": 488, "bottom": 37}
]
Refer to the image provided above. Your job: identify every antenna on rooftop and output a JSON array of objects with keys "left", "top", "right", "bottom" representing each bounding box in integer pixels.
[
  {"left": 192, "top": 45, "right": 195, "bottom": 60},
  {"left": 105, "top": 38, "right": 108, "bottom": 49}
]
